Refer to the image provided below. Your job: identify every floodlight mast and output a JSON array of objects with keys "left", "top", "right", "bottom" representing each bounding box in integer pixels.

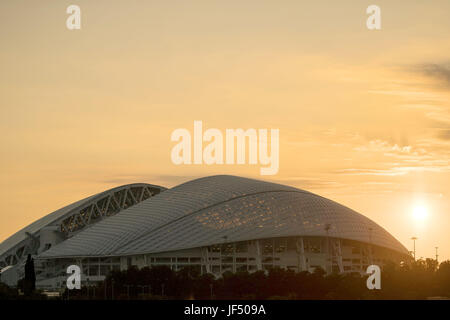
[{"left": 411, "top": 237, "right": 418, "bottom": 261}]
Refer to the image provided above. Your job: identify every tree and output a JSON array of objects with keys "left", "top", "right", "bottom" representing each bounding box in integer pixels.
[{"left": 436, "top": 260, "right": 450, "bottom": 296}]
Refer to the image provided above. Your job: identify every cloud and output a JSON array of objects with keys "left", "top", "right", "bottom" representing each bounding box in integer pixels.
[
  {"left": 337, "top": 164, "right": 450, "bottom": 176},
  {"left": 409, "top": 63, "right": 450, "bottom": 88},
  {"left": 354, "top": 139, "right": 412, "bottom": 153},
  {"left": 437, "top": 129, "right": 450, "bottom": 140},
  {"left": 337, "top": 168, "right": 408, "bottom": 176},
  {"left": 270, "top": 177, "right": 345, "bottom": 190}
]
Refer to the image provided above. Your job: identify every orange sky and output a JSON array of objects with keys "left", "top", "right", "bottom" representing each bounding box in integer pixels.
[{"left": 1, "top": 1, "right": 449, "bottom": 261}]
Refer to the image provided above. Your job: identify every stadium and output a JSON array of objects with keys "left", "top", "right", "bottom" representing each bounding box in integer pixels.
[{"left": 0, "top": 175, "right": 410, "bottom": 290}]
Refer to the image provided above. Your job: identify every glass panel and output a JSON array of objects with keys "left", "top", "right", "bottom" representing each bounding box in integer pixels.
[
  {"left": 235, "top": 241, "right": 248, "bottom": 253},
  {"left": 221, "top": 243, "right": 234, "bottom": 255},
  {"left": 262, "top": 239, "right": 273, "bottom": 255},
  {"left": 274, "top": 238, "right": 287, "bottom": 253}
]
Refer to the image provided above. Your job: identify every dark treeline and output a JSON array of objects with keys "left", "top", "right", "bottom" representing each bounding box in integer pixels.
[
  {"left": 62, "top": 258, "right": 450, "bottom": 300},
  {"left": 1, "top": 258, "right": 449, "bottom": 300}
]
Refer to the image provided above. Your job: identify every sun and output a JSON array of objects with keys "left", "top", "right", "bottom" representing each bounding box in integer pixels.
[{"left": 412, "top": 205, "right": 428, "bottom": 222}]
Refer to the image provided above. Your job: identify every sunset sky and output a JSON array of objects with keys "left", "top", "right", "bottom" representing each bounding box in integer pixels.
[{"left": 1, "top": 1, "right": 449, "bottom": 260}]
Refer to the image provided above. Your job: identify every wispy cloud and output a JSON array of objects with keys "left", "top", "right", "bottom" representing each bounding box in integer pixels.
[
  {"left": 337, "top": 166, "right": 448, "bottom": 176},
  {"left": 410, "top": 63, "right": 450, "bottom": 88},
  {"left": 270, "top": 177, "right": 345, "bottom": 190},
  {"left": 337, "top": 168, "right": 408, "bottom": 176},
  {"left": 437, "top": 129, "right": 450, "bottom": 140}
]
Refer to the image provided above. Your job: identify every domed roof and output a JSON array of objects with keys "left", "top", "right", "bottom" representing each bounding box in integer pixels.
[{"left": 40, "top": 175, "right": 409, "bottom": 258}]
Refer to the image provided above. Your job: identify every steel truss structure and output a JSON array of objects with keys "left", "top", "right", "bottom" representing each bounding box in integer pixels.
[{"left": 0, "top": 183, "right": 166, "bottom": 269}]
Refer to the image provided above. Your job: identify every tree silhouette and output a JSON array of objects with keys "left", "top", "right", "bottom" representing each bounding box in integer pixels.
[{"left": 61, "top": 259, "right": 450, "bottom": 300}]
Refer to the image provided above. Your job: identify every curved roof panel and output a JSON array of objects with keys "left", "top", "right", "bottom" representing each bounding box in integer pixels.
[{"left": 40, "top": 175, "right": 408, "bottom": 258}]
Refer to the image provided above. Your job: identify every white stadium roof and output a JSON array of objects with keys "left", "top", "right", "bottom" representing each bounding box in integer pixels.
[{"left": 37, "top": 175, "right": 409, "bottom": 259}]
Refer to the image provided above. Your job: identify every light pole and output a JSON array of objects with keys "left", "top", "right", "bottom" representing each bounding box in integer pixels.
[
  {"left": 411, "top": 237, "right": 418, "bottom": 261},
  {"left": 435, "top": 247, "right": 439, "bottom": 264}
]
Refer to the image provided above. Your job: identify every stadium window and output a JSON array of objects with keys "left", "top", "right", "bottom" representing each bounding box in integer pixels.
[
  {"left": 191, "top": 265, "right": 201, "bottom": 273},
  {"left": 100, "top": 265, "right": 110, "bottom": 276},
  {"left": 274, "top": 238, "right": 287, "bottom": 253},
  {"left": 305, "top": 239, "right": 321, "bottom": 253},
  {"left": 212, "top": 265, "right": 220, "bottom": 273},
  {"left": 88, "top": 266, "right": 98, "bottom": 276},
  {"left": 236, "top": 265, "right": 247, "bottom": 272},
  {"left": 221, "top": 243, "right": 234, "bottom": 255},
  {"left": 287, "top": 238, "right": 297, "bottom": 251},
  {"left": 221, "top": 256, "right": 233, "bottom": 263},
  {"left": 222, "top": 264, "right": 232, "bottom": 272},
  {"left": 351, "top": 246, "right": 361, "bottom": 254},
  {"left": 235, "top": 241, "right": 248, "bottom": 253},
  {"left": 262, "top": 239, "right": 273, "bottom": 255},
  {"left": 82, "top": 265, "right": 89, "bottom": 275},
  {"left": 208, "top": 245, "right": 220, "bottom": 253},
  {"left": 263, "top": 265, "right": 273, "bottom": 271}
]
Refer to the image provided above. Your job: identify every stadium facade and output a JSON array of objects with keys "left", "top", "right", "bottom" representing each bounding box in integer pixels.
[{"left": 0, "top": 175, "right": 410, "bottom": 290}]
